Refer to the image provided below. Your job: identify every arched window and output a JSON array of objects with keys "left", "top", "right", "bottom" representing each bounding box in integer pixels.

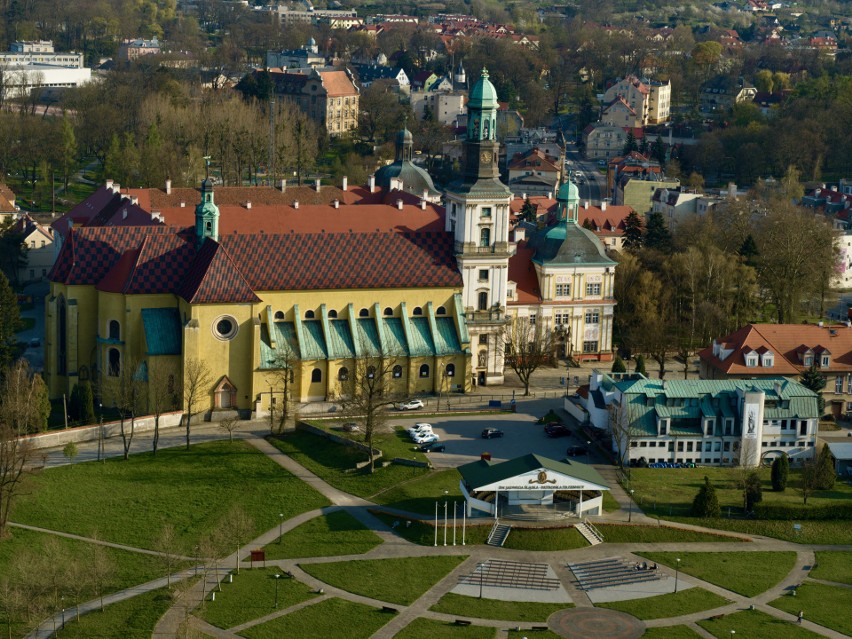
[
  {"left": 57, "top": 295, "right": 67, "bottom": 375},
  {"left": 108, "top": 348, "right": 121, "bottom": 377},
  {"left": 383, "top": 307, "right": 393, "bottom": 316},
  {"left": 311, "top": 368, "right": 322, "bottom": 383},
  {"left": 338, "top": 367, "right": 349, "bottom": 381},
  {"left": 436, "top": 306, "right": 446, "bottom": 315},
  {"left": 274, "top": 311, "right": 285, "bottom": 320},
  {"left": 419, "top": 364, "right": 430, "bottom": 378},
  {"left": 366, "top": 365, "right": 376, "bottom": 379},
  {"left": 359, "top": 308, "right": 369, "bottom": 317},
  {"left": 305, "top": 310, "right": 315, "bottom": 319},
  {"left": 480, "top": 227, "right": 490, "bottom": 247},
  {"left": 108, "top": 320, "right": 120, "bottom": 340},
  {"left": 413, "top": 306, "right": 423, "bottom": 316},
  {"left": 328, "top": 309, "right": 338, "bottom": 319},
  {"left": 446, "top": 363, "right": 456, "bottom": 377},
  {"left": 478, "top": 291, "right": 488, "bottom": 311},
  {"left": 393, "top": 365, "right": 403, "bottom": 378}
]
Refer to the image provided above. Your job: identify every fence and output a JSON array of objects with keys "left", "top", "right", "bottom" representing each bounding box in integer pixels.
[{"left": 21, "top": 411, "right": 185, "bottom": 451}]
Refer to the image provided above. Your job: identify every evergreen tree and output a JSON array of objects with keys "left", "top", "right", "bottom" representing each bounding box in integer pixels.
[
  {"left": 634, "top": 354, "right": 647, "bottom": 376},
  {"left": 0, "top": 271, "right": 20, "bottom": 369},
  {"left": 800, "top": 363, "right": 827, "bottom": 415},
  {"left": 520, "top": 197, "right": 537, "bottom": 223},
  {"left": 79, "top": 381, "right": 95, "bottom": 424},
  {"left": 738, "top": 234, "right": 759, "bottom": 268},
  {"left": 644, "top": 212, "right": 672, "bottom": 253},
  {"left": 582, "top": 217, "right": 595, "bottom": 231},
  {"left": 691, "top": 476, "right": 721, "bottom": 517},
  {"left": 622, "top": 211, "right": 644, "bottom": 252},
  {"left": 69, "top": 383, "right": 83, "bottom": 421},
  {"left": 771, "top": 453, "right": 789, "bottom": 492},
  {"left": 814, "top": 445, "right": 836, "bottom": 490},
  {"left": 622, "top": 130, "right": 638, "bottom": 156},
  {"left": 611, "top": 355, "right": 627, "bottom": 373},
  {"left": 742, "top": 471, "right": 763, "bottom": 512}
]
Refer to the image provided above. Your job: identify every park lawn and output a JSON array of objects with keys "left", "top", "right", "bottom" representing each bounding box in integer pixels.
[
  {"left": 10, "top": 440, "right": 330, "bottom": 550},
  {"left": 430, "top": 592, "right": 571, "bottom": 622},
  {"left": 627, "top": 466, "right": 852, "bottom": 519},
  {"left": 698, "top": 609, "right": 824, "bottom": 638},
  {"left": 371, "top": 511, "right": 491, "bottom": 546},
  {"left": 639, "top": 628, "right": 705, "bottom": 639},
  {"left": 596, "top": 524, "right": 746, "bottom": 544},
  {"left": 506, "top": 630, "right": 561, "bottom": 639},
  {"left": 198, "top": 568, "right": 318, "bottom": 629},
  {"left": 394, "top": 618, "right": 496, "bottom": 638},
  {"left": 769, "top": 582, "right": 852, "bottom": 636},
  {"left": 637, "top": 552, "right": 796, "bottom": 597},
  {"left": 268, "top": 432, "right": 430, "bottom": 499},
  {"left": 602, "top": 491, "right": 621, "bottom": 512},
  {"left": 305, "top": 419, "right": 432, "bottom": 462},
  {"left": 240, "top": 597, "right": 395, "bottom": 639},
  {"left": 263, "top": 510, "right": 383, "bottom": 559},
  {"left": 811, "top": 551, "right": 852, "bottom": 584},
  {"left": 57, "top": 588, "right": 174, "bottom": 639},
  {"left": 299, "top": 556, "right": 466, "bottom": 605},
  {"left": 596, "top": 587, "right": 731, "bottom": 620},
  {"left": 665, "top": 517, "right": 852, "bottom": 545},
  {"left": 503, "top": 527, "right": 587, "bottom": 551},
  {"left": 371, "top": 468, "right": 465, "bottom": 514}
]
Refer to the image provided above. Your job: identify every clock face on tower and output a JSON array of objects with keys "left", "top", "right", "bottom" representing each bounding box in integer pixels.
[{"left": 480, "top": 151, "right": 493, "bottom": 163}]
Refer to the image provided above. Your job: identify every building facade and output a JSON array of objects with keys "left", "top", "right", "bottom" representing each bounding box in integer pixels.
[
  {"left": 268, "top": 67, "right": 359, "bottom": 136},
  {"left": 602, "top": 76, "right": 671, "bottom": 125}
]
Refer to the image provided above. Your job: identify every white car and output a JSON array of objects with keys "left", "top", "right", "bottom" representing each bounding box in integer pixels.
[
  {"left": 397, "top": 399, "right": 425, "bottom": 411},
  {"left": 413, "top": 432, "right": 440, "bottom": 444},
  {"left": 407, "top": 423, "right": 432, "bottom": 435}
]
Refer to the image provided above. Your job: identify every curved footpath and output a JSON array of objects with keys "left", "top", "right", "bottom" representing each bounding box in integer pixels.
[{"left": 20, "top": 416, "right": 852, "bottom": 639}]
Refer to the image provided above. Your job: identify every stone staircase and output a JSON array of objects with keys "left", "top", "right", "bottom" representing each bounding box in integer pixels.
[
  {"left": 575, "top": 520, "right": 604, "bottom": 546},
  {"left": 486, "top": 520, "right": 512, "bottom": 547}
]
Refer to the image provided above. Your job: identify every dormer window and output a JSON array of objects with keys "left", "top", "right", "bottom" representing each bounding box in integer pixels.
[
  {"left": 745, "top": 354, "right": 757, "bottom": 367},
  {"left": 821, "top": 355, "right": 830, "bottom": 367},
  {"left": 804, "top": 354, "right": 813, "bottom": 366},
  {"left": 761, "top": 351, "right": 774, "bottom": 367}
]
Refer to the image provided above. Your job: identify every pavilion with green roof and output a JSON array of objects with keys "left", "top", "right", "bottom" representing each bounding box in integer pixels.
[{"left": 457, "top": 453, "right": 610, "bottom": 520}]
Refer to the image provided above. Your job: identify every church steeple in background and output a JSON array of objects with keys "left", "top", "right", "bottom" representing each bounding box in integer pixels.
[
  {"left": 196, "top": 159, "right": 219, "bottom": 246},
  {"left": 462, "top": 68, "right": 501, "bottom": 183}
]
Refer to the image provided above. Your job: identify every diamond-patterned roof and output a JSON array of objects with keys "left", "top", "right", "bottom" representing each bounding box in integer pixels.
[{"left": 177, "top": 240, "right": 260, "bottom": 304}]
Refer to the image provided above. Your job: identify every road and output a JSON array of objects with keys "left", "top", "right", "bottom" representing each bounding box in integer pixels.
[{"left": 564, "top": 140, "right": 606, "bottom": 205}]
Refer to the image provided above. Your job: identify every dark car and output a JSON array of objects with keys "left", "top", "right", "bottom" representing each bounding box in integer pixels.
[
  {"left": 481, "top": 428, "right": 504, "bottom": 439},
  {"left": 418, "top": 442, "right": 446, "bottom": 452},
  {"left": 545, "top": 424, "right": 571, "bottom": 438},
  {"left": 566, "top": 445, "right": 589, "bottom": 457}
]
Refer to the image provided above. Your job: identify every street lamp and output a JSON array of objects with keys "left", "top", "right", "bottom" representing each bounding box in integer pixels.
[
  {"left": 586, "top": 440, "right": 591, "bottom": 465},
  {"left": 478, "top": 562, "right": 485, "bottom": 599},
  {"left": 730, "top": 632, "right": 735, "bottom": 638},
  {"left": 194, "top": 545, "right": 200, "bottom": 575},
  {"left": 628, "top": 489, "right": 635, "bottom": 523},
  {"left": 443, "top": 492, "right": 449, "bottom": 546},
  {"left": 278, "top": 513, "right": 284, "bottom": 543},
  {"left": 675, "top": 557, "right": 681, "bottom": 593},
  {"left": 273, "top": 573, "right": 282, "bottom": 607}
]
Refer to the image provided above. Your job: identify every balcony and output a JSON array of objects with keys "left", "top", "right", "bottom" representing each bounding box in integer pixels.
[{"left": 455, "top": 241, "right": 511, "bottom": 256}]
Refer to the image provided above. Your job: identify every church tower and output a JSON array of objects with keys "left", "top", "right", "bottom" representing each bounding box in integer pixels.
[
  {"left": 444, "top": 68, "right": 513, "bottom": 386},
  {"left": 195, "top": 177, "right": 219, "bottom": 246}
]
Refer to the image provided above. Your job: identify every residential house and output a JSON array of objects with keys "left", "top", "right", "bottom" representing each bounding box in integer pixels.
[
  {"left": 409, "top": 91, "right": 465, "bottom": 124},
  {"left": 600, "top": 97, "right": 643, "bottom": 129},
  {"left": 117, "top": 38, "right": 161, "bottom": 64},
  {"left": 266, "top": 38, "right": 326, "bottom": 70},
  {"left": 583, "top": 124, "right": 636, "bottom": 161},
  {"left": 507, "top": 148, "right": 561, "bottom": 197},
  {"left": 651, "top": 186, "right": 722, "bottom": 229},
  {"left": 700, "top": 76, "right": 757, "bottom": 113},
  {"left": 602, "top": 75, "right": 671, "bottom": 125},
  {"left": 267, "top": 67, "right": 359, "bottom": 136},
  {"left": 615, "top": 171, "right": 679, "bottom": 215},
  {"left": 352, "top": 64, "right": 409, "bottom": 89},
  {"left": 13, "top": 214, "right": 54, "bottom": 284}
]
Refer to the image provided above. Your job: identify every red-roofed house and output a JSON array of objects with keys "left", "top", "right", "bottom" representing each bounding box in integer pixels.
[
  {"left": 602, "top": 75, "right": 671, "bottom": 125},
  {"left": 700, "top": 323, "right": 852, "bottom": 418},
  {"left": 507, "top": 148, "right": 561, "bottom": 197},
  {"left": 266, "top": 67, "right": 359, "bottom": 136}
]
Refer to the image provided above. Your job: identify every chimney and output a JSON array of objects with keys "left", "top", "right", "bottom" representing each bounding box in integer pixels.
[
  {"left": 314, "top": 178, "right": 321, "bottom": 192},
  {"left": 130, "top": 196, "right": 139, "bottom": 206},
  {"left": 818, "top": 321, "right": 824, "bottom": 327},
  {"left": 333, "top": 199, "right": 339, "bottom": 209},
  {"left": 601, "top": 201, "right": 607, "bottom": 211},
  {"left": 584, "top": 201, "right": 589, "bottom": 209},
  {"left": 522, "top": 192, "right": 527, "bottom": 200},
  {"left": 165, "top": 177, "right": 172, "bottom": 195},
  {"left": 180, "top": 201, "right": 185, "bottom": 208},
  {"left": 422, "top": 189, "right": 429, "bottom": 201},
  {"left": 420, "top": 199, "right": 427, "bottom": 210},
  {"left": 278, "top": 179, "right": 286, "bottom": 192},
  {"left": 396, "top": 199, "right": 404, "bottom": 210},
  {"left": 113, "top": 183, "right": 121, "bottom": 193},
  {"left": 342, "top": 176, "right": 348, "bottom": 190},
  {"left": 369, "top": 175, "right": 376, "bottom": 192},
  {"left": 246, "top": 201, "right": 252, "bottom": 209},
  {"left": 514, "top": 226, "right": 526, "bottom": 242},
  {"left": 105, "top": 179, "right": 114, "bottom": 191},
  {"left": 547, "top": 191, "right": 553, "bottom": 199},
  {"left": 293, "top": 200, "right": 300, "bottom": 209}
]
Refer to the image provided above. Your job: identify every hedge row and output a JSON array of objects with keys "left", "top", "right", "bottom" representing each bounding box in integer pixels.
[{"left": 753, "top": 502, "right": 852, "bottom": 521}]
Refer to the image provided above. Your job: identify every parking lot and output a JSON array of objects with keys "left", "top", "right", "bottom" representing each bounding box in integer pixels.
[{"left": 389, "top": 404, "right": 595, "bottom": 469}]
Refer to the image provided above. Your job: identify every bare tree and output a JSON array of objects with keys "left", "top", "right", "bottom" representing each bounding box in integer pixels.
[
  {"left": 103, "top": 356, "right": 145, "bottom": 460},
  {"left": 0, "top": 359, "right": 51, "bottom": 434},
  {"left": 155, "top": 523, "right": 184, "bottom": 589},
  {"left": 65, "top": 557, "right": 90, "bottom": 622},
  {"left": 608, "top": 396, "right": 641, "bottom": 473},
  {"left": 222, "top": 504, "right": 254, "bottom": 574},
  {"left": 0, "top": 576, "right": 24, "bottom": 639},
  {"left": 0, "top": 425, "right": 32, "bottom": 541},
  {"left": 148, "top": 360, "right": 179, "bottom": 455},
  {"left": 800, "top": 459, "right": 819, "bottom": 506},
  {"left": 502, "top": 316, "right": 556, "bottom": 396},
  {"left": 219, "top": 417, "right": 240, "bottom": 443},
  {"left": 87, "top": 534, "right": 116, "bottom": 612},
  {"left": 183, "top": 358, "right": 212, "bottom": 451},
  {"left": 265, "top": 336, "right": 298, "bottom": 434}
]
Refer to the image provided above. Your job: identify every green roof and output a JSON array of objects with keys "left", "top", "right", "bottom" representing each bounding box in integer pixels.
[
  {"left": 468, "top": 67, "right": 499, "bottom": 109},
  {"left": 457, "top": 453, "right": 609, "bottom": 490},
  {"left": 141, "top": 308, "right": 182, "bottom": 355}
]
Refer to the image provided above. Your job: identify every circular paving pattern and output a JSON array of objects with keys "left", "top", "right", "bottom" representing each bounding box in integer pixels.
[{"left": 548, "top": 608, "right": 646, "bottom": 639}]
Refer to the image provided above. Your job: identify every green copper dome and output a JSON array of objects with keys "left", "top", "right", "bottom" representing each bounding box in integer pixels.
[
  {"left": 468, "top": 67, "right": 499, "bottom": 110},
  {"left": 557, "top": 177, "right": 580, "bottom": 203}
]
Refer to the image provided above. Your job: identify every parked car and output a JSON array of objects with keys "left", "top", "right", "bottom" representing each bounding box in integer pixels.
[
  {"left": 481, "top": 428, "right": 504, "bottom": 439},
  {"left": 417, "top": 441, "right": 446, "bottom": 452},
  {"left": 407, "top": 423, "right": 432, "bottom": 439},
  {"left": 566, "top": 445, "right": 589, "bottom": 457},
  {"left": 413, "top": 432, "right": 440, "bottom": 444},
  {"left": 342, "top": 423, "right": 360, "bottom": 433},
  {"left": 28, "top": 337, "right": 40, "bottom": 347},
  {"left": 545, "top": 424, "right": 571, "bottom": 438},
  {"left": 397, "top": 399, "right": 425, "bottom": 411}
]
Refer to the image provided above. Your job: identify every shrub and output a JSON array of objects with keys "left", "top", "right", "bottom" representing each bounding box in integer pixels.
[
  {"left": 634, "top": 354, "right": 647, "bottom": 376},
  {"left": 752, "top": 503, "right": 852, "bottom": 521},
  {"left": 611, "top": 356, "right": 627, "bottom": 373},
  {"left": 743, "top": 471, "right": 762, "bottom": 512},
  {"left": 771, "top": 454, "right": 789, "bottom": 492},
  {"left": 814, "top": 445, "right": 836, "bottom": 491},
  {"left": 692, "top": 476, "right": 721, "bottom": 518}
]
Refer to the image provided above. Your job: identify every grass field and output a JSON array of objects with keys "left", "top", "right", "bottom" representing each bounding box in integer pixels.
[
  {"left": 698, "top": 609, "right": 824, "bottom": 638},
  {"left": 370, "top": 468, "right": 465, "bottom": 515},
  {"left": 263, "top": 510, "right": 383, "bottom": 559},
  {"left": 394, "top": 618, "right": 496, "bottom": 638},
  {"left": 430, "top": 592, "right": 572, "bottom": 622},
  {"left": 810, "top": 551, "right": 852, "bottom": 584},
  {"left": 56, "top": 588, "right": 174, "bottom": 639},
  {"left": 769, "top": 582, "right": 852, "bottom": 636},
  {"left": 299, "top": 556, "right": 466, "bottom": 605},
  {"left": 10, "top": 440, "right": 331, "bottom": 550},
  {"left": 502, "top": 526, "right": 587, "bottom": 551},
  {"left": 640, "top": 628, "right": 706, "bottom": 639},
  {"left": 596, "top": 524, "right": 746, "bottom": 544},
  {"left": 239, "top": 597, "right": 394, "bottom": 639},
  {"left": 665, "top": 517, "right": 852, "bottom": 545},
  {"left": 596, "top": 587, "right": 730, "bottom": 620},
  {"left": 197, "top": 568, "right": 318, "bottom": 629},
  {"left": 637, "top": 552, "right": 796, "bottom": 597},
  {"left": 603, "top": 491, "right": 622, "bottom": 511},
  {"left": 268, "top": 432, "right": 431, "bottom": 499},
  {"left": 371, "top": 511, "right": 492, "bottom": 546}
]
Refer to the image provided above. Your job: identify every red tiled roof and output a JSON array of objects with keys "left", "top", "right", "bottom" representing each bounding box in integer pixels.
[
  {"left": 507, "top": 242, "right": 541, "bottom": 304},
  {"left": 320, "top": 70, "right": 358, "bottom": 96},
  {"left": 178, "top": 240, "right": 260, "bottom": 304}
]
